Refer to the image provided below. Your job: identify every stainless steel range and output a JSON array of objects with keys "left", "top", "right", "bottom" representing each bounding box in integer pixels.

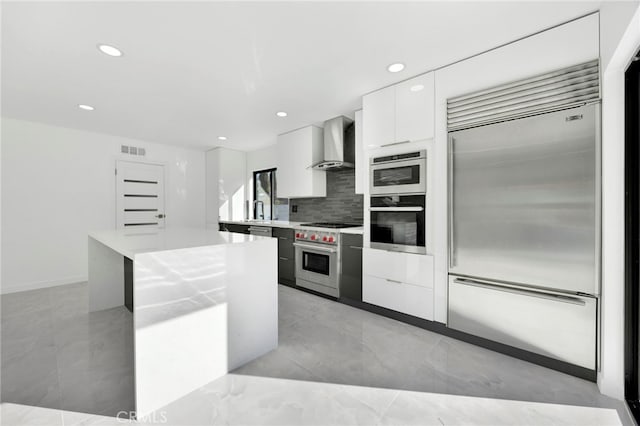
[{"left": 293, "top": 222, "right": 360, "bottom": 298}]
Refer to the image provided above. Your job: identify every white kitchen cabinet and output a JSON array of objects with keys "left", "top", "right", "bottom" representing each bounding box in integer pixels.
[
  {"left": 363, "top": 275, "right": 434, "bottom": 321},
  {"left": 362, "top": 248, "right": 434, "bottom": 320},
  {"left": 362, "top": 85, "right": 395, "bottom": 149},
  {"left": 363, "top": 248, "right": 433, "bottom": 288},
  {"left": 354, "top": 109, "right": 366, "bottom": 194},
  {"left": 276, "top": 125, "right": 326, "bottom": 198},
  {"left": 395, "top": 73, "right": 435, "bottom": 144},
  {"left": 363, "top": 72, "right": 434, "bottom": 149}
]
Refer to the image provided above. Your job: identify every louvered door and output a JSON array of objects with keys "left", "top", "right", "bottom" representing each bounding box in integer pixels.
[{"left": 116, "top": 161, "right": 165, "bottom": 229}]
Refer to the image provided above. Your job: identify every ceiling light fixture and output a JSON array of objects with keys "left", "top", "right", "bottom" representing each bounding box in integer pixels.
[
  {"left": 218, "top": 136, "right": 227, "bottom": 141},
  {"left": 78, "top": 104, "right": 95, "bottom": 111},
  {"left": 276, "top": 111, "right": 288, "bottom": 117},
  {"left": 97, "top": 44, "right": 123, "bottom": 57},
  {"left": 387, "top": 63, "right": 405, "bottom": 73}
]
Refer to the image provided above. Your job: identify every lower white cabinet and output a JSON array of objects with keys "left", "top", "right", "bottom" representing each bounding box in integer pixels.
[
  {"left": 362, "top": 248, "right": 434, "bottom": 320},
  {"left": 363, "top": 275, "right": 434, "bottom": 320},
  {"left": 363, "top": 248, "right": 433, "bottom": 287}
]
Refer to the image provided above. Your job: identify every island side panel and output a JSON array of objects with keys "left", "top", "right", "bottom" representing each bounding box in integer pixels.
[
  {"left": 225, "top": 238, "right": 278, "bottom": 369},
  {"left": 133, "top": 237, "right": 278, "bottom": 418},
  {"left": 88, "top": 236, "right": 125, "bottom": 312}
]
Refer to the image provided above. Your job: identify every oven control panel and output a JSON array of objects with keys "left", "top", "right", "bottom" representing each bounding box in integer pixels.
[{"left": 295, "top": 230, "right": 339, "bottom": 245}]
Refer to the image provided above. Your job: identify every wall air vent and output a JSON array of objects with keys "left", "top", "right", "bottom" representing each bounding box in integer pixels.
[
  {"left": 120, "top": 145, "right": 147, "bottom": 156},
  {"left": 447, "top": 59, "right": 600, "bottom": 131}
]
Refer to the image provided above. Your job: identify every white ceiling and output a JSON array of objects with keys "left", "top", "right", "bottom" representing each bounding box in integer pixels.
[{"left": 2, "top": 1, "right": 604, "bottom": 152}]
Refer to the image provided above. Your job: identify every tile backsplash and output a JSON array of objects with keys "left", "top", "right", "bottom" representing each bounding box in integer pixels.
[{"left": 288, "top": 168, "right": 363, "bottom": 223}]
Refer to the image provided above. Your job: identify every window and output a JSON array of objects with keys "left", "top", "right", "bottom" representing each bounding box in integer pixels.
[{"left": 253, "top": 168, "right": 276, "bottom": 220}]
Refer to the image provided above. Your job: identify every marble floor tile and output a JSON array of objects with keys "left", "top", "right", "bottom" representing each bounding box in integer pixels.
[
  {"left": 0, "top": 403, "right": 64, "bottom": 426},
  {"left": 1, "top": 287, "right": 52, "bottom": 319},
  {"left": 1, "top": 281, "right": 633, "bottom": 425}
]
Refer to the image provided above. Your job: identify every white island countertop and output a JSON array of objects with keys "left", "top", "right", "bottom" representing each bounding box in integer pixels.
[
  {"left": 88, "top": 226, "right": 278, "bottom": 418},
  {"left": 89, "top": 227, "right": 270, "bottom": 259}
]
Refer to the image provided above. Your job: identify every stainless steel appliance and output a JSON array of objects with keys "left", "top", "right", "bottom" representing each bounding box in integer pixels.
[
  {"left": 447, "top": 60, "right": 601, "bottom": 370},
  {"left": 311, "top": 116, "right": 355, "bottom": 170},
  {"left": 370, "top": 150, "right": 426, "bottom": 195},
  {"left": 294, "top": 222, "right": 360, "bottom": 297},
  {"left": 370, "top": 194, "right": 425, "bottom": 254},
  {"left": 248, "top": 226, "right": 273, "bottom": 237}
]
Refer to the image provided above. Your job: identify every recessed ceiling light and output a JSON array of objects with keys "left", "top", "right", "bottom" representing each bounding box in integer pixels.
[
  {"left": 387, "top": 63, "right": 405, "bottom": 73},
  {"left": 218, "top": 136, "right": 227, "bottom": 141},
  {"left": 276, "top": 111, "right": 288, "bottom": 117},
  {"left": 410, "top": 84, "right": 425, "bottom": 92},
  {"left": 97, "top": 44, "right": 123, "bottom": 57},
  {"left": 78, "top": 104, "right": 95, "bottom": 111}
]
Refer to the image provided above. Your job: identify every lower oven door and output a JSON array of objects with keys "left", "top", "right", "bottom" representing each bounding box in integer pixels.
[
  {"left": 294, "top": 242, "right": 339, "bottom": 296},
  {"left": 370, "top": 207, "right": 426, "bottom": 254}
]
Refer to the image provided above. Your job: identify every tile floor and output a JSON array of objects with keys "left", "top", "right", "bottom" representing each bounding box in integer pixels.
[
  {"left": 1, "top": 282, "right": 134, "bottom": 417},
  {"left": 0, "top": 282, "right": 632, "bottom": 425}
]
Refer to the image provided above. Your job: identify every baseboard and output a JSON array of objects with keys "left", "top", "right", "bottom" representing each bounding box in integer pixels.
[{"left": 1, "top": 276, "right": 88, "bottom": 294}]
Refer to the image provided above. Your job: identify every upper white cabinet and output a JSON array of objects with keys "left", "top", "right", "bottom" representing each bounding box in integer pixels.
[
  {"left": 277, "top": 125, "right": 326, "bottom": 198},
  {"left": 363, "top": 85, "right": 395, "bottom": 149},
  {"left": 363, "top": 72, "right": 434, "bottom": 149}
]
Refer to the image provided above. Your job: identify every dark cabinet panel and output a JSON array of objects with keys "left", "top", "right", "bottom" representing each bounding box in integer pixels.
[
  {"left": 340, "top": 234, "right": 363, "bottom": 301},
  {"left": 273, "top": 227, "right": 296, "bottom": 285},
  {"left": 219, "top": 223, "right": 250, "bottom": 234}
]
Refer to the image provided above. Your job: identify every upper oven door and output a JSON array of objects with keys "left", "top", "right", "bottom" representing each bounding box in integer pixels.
[
  {"left": 293, "top": 242, "right": 339, "bottom": 288},
  {"left": 370, "top": 157, "right": 426, "bottom": 195}
]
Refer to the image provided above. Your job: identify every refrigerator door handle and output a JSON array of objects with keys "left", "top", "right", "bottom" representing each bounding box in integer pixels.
[
  {"left": 453, "top": 278, "right": 587, "bottom": 306},
  {"left": 448, "top": 136, "right": 456, "bottom": 268}
]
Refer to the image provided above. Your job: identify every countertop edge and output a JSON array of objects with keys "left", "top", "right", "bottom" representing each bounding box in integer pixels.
[{"left": 218, "top": 220, "right": 364, "bottom": 235}]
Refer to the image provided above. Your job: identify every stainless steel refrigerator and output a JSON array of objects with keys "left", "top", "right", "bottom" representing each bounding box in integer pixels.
[{"left": 448, "top": 103, "right": 599, "bottom": 370}]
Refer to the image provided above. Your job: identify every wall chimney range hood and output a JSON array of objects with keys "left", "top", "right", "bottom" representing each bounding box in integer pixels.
[{"left": 311, "top": 116, "right": 355, "bottom": 170}]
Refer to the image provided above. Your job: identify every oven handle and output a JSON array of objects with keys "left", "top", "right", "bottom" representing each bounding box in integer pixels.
[
  {"left": 293, "top": 242, "right": 338, "bottom": 253},
  {"left": 369, "top": 206, "right": 424, "bottom": 212}
]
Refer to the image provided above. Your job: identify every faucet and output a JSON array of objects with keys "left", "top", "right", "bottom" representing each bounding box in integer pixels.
[{"left": 254, "top": 200, "right": 265, "bottom": 220}]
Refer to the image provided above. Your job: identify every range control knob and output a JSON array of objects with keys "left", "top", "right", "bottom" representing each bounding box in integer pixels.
[
  {"left": 310, "top": 235, "right": 316, "bottom": 241},
  {"left": 295, "top": 233, "right": 300, "bottom": 238},
  {"left": 328, "top": 236, "right": 335, "bottom": 243},
  {"left": 322, "top": 236, "right": 328, "bottom": 242}
]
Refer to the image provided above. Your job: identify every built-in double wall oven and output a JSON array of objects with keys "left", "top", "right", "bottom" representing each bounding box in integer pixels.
[{"left": 370, "top": 150, "right": 427, "bottom": 255}]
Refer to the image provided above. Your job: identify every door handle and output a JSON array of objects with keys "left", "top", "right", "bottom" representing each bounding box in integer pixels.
[
  {"left": 453, "top": 278, "right": 587, "bottom": 306},
  {"left": 381, "top": 140, "right": 410, "bottom": 148},
  {"left": 155, "top": 214, "right": 165, "bottom": 219}
]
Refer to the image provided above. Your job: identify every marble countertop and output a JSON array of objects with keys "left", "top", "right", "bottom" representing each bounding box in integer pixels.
[
  {"left": 219, "top": 219, "right": 306, "bottom": 228},
  {"left": 219, "top": 220, "right": 364, "bottom": 234},
  {"left": 340, "top": 227, "right": 364, "bottom": 235},
  {"left": 89, "top": 227, "right": 269, "bottom": 259}
]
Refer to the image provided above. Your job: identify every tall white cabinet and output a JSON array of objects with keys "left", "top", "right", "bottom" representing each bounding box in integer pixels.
[{"left": 276, "top": 125, "right": 326, "bottom": 198}]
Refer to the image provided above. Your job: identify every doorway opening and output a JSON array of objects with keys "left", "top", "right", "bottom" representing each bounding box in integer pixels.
[
  {"left": 253, "top": 168, "right": 276, "bottom": 220},
  {"left": 625, "top": 48, "right": 640, "bottom": 422}
]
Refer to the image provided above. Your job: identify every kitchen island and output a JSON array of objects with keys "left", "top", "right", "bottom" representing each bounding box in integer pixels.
[{"left": 88, "top": 227, "right": 278, "bottom": 418}]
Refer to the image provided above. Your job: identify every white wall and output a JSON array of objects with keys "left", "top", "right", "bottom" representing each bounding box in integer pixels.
[
  {"left": 1, "top": 118, "right": 206, "bottom": 294},
  {"left": 205, "top": 147, "right": 247, "bottom": 226},
  {"left": 598, "top": 1, "right": 640, "bottom": 401}
]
